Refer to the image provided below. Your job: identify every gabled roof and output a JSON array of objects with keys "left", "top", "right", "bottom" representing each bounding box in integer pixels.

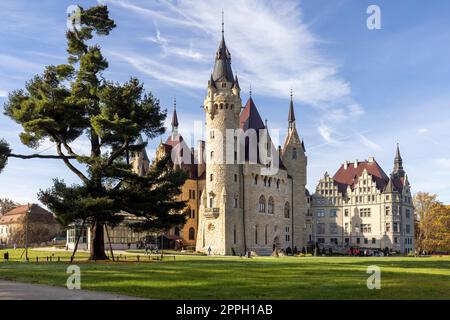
[
  {"left": 0, "top": 204, "right": 56, "bottom": 225},
  {"left": 333, "top": 160, "right": 389, "bottom": 194},
  {"left": 162, "top": 135, "right": 204, "bottom": 180}
]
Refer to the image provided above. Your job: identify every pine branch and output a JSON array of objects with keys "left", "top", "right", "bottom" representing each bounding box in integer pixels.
[
  {"left": 56, "top": 143, "right": 89, "bottom": 184},
  {"left": 9, "top": 153, "right": 77, "bottom": 160}
]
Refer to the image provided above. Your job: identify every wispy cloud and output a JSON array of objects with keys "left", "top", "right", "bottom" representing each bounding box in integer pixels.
[
  {"left": 105, "top": 0, "right": 362, "bottom": 123},
  {"left": 357, "top": 132, "right": 382, "bottom": 151},
  {"left": 318, "top": 122, "right": 336, "bottom": 144},
  {"left": 144, "top": 24, "right": 207, "bottom": 61}
]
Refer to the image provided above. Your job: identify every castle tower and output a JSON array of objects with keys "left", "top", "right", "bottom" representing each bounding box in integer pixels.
[
  {"left": 132, "top": 135, "right": 150, "bottom": 176},
  {"left": 196, "top": 17, "right": 243, "bottom": 255},
  {"left": 282, "top": 92, "right": 308, "bottom": 249},
  {"left": 392, "top": 143, "right": 405, "bottom": 178}
]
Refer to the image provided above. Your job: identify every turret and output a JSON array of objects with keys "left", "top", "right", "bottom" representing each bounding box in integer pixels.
[
  {"left": 132, "top": 135, "right": 150, "bottom": 176},
  {"left": 392, "top": 143, "right": 405, "bottom": 178}
]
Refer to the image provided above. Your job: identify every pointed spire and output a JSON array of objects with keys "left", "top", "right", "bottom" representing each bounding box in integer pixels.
[
  {"left": 393, "top": 143, "right": 405, "bottom": 177},
  {"left": 233, "top": 74, "right": 240, "bottom": 90},
  {"left": 212, "top": 11, "right": 234, "bottom": 83},
  {"left": 171, "top": 97, "right": 179, "bottom": 129},
  {"left": 288, "top": 89, "right": 296, "bottom": 129},
  {"left": 209, "top": 73, "right": 216, "bottom": 88}
]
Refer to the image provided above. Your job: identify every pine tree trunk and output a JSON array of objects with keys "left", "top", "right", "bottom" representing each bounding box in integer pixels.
[{"left": 89, "top": 221, "right": 109, "bottom": 260}]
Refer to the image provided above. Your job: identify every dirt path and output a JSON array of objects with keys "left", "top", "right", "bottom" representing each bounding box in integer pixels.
[{"left": 0, "top": 279, "right": 146, "bottom": 300}]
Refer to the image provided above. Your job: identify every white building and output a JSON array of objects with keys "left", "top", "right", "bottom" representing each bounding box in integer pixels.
[{"left": 307, "top": 146, "right": 415, "bottom": 254}]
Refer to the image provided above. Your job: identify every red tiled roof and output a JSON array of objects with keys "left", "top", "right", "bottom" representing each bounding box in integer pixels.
[
  {"left": 0, "top": 204, "right": 57, "bottom": 225},
  {"left": 333, "top": 160, "right": 389, "bottom": 193},
  {"left": 162, "top": 136, "right": 204, "bottom": 180}
]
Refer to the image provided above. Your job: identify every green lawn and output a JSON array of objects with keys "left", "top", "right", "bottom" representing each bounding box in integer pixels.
[{"left": 0, "top": 249, "right": 449, "bottom": 299}]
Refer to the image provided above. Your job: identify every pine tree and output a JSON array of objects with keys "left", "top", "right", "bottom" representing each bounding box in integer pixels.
[{"left": 1, "top": 5, "right": 188, "bottom": 260}]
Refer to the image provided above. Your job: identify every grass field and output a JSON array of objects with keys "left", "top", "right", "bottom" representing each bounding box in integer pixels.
[{"left": 1, "top": 249, "right": 449, "bottom": 299}]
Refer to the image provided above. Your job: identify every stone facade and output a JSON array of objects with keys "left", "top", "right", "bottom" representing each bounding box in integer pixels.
[
  {"left": 194, "top": 30, "right": 308, "bottom": 256},
  {"left": 306, "top": 149, "right": 415, "bottom": 254}
]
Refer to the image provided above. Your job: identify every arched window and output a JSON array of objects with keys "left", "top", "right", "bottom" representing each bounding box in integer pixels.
[
  {"left": 268, "top": 178, "right": 271, "bottom": 187},
  {"left": 263, "top": 177, "right": 267, "bottom": 186},
  {"left": 233, "top": 224, "right": 237, "bottom": 244},
  {"left": 210, "top": 151, "right": 214, "bottom": 160},
  {"left": 254, "top": 175, "right": 258, "bottom": 185},
  {"left": 255, "top": 225, "right": 258, "bottom": 244},
  {"left": 268, "top": 197, "right": 274, "bottom": 214},
  {"left": 189, "top": 227, "right": 195, "bottom": 240},
  {"left": 259, "top": 195, "right": 266, "bottom": 213},
  {"left": 284, "top": 202, "right": 290, "bottom": 218},
  {"left": 174, "top": 227, "right": 180, "bottom": 236},
  {"left": 276, "top": 179, "right": 280, "bottom": 189},
  {"left": 292, "top": 148, "right": 297, "bottom": 160}
]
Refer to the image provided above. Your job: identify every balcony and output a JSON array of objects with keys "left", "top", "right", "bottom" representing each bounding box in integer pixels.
[{"left": 204, "top": 208, "right": 220, "bottom": 218}]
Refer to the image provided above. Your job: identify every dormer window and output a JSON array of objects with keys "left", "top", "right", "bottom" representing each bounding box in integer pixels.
[
  {"left": 292, "top": 148, "right": 297, "bottom": 160},
  {"left": 222, "top": 82, "right": 227, "bottom": 88}
]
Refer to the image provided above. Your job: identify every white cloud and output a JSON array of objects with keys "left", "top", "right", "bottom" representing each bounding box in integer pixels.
[
  {"left": 318, "top": 123, "right": 335, "bottom": 144},
  {"left": 356, "top": 132, "right": 382, "bottom": 151},
  {"left": 106, "top": 0, "right": 361, "bottom": 117},
  {"left": 144, "top": 25, "right": 207, "bottom": 61},
  {"left": 417, "top": 128, "right": 428, "bottom": 134}
]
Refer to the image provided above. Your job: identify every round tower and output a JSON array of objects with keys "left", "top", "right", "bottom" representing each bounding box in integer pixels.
[{"left": 197, "top": 18, "right": 243, "bottom": 255}]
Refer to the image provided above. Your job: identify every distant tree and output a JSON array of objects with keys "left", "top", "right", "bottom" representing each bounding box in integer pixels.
[
  {"left": 0, "top": 198, "right": 19, "bottom": 215},
  {"left": 420, "top": 203, "right": 450, "bottom": 253},
  {"left": 1, "top": 5, "right": 188, "bottom": 260},
  {"left": 413, "top": 192, "right": 447, "bottom": 254}
]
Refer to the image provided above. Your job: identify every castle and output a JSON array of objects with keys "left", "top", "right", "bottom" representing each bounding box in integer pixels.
[
  {"left": 66, "top": 22, "right": 414, "bottom": 256},
  {"left": 151, "top": 26, "right": 308, "bottom": 256},
  {"left": 306, "top": 146, "right": 415, "bottom": 255}
]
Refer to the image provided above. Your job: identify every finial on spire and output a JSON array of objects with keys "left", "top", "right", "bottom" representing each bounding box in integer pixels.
[
  {"left": 290, "top": 88, "right": 293, "bottom": 100},
  {"left": 174, "top": 96, "right": 177, "bottom": 110},
  {"left": 249, "top": 84, "right": 252, "bottom": 98},
  {"left": 221, "top": 9, "right": 224, "bottom": 36}
]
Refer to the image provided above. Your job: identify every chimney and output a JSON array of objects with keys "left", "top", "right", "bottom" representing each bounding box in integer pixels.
[
  {"left": 344, "top": 161, "right": 349, "bottom": 170},
  {"left": 354, "top": 160, "right": 358, "bottom": 168},
  {"left": 368, "top": 156, "right": 375, "bottom": 163}
]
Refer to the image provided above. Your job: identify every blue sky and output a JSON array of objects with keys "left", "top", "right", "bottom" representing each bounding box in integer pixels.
[{"left": 1, "top": 0, "right": 450, "bottom": 204}]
